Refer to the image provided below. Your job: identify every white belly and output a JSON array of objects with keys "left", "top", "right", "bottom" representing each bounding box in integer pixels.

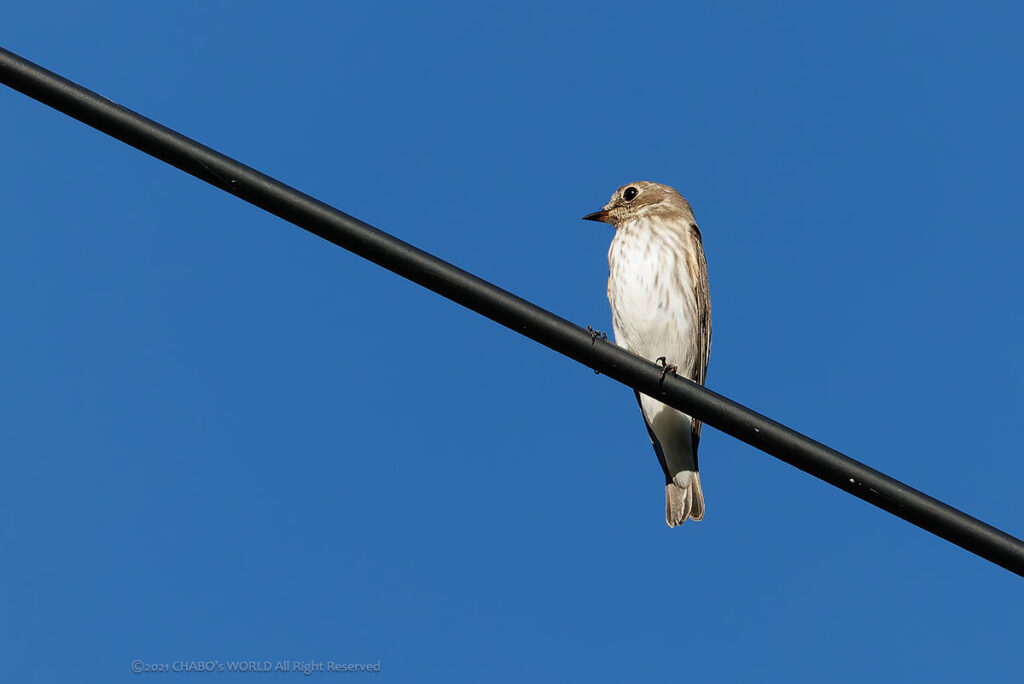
[{"left": 607, "top": 218, "right": 703, "bottom": 478}]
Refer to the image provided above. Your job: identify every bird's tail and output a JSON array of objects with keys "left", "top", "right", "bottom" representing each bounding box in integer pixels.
[{"left": 666, "top": 471, "right": 704, "bottom": 527}]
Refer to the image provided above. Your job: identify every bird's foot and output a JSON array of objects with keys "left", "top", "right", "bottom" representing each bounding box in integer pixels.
[
  {"left": 587, "top": 326, "right": 608, "bottom": 374},
  {"left": 655, "top": 356, "right": 678, "bottom": 384}
]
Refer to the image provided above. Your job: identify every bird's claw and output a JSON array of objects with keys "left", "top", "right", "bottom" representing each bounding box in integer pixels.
[
  {"left": 655, "top": 356, "right": 678, "bottom": 384},
  {"left": 587, "top": 326, "right": 608, "bottom": 374}
]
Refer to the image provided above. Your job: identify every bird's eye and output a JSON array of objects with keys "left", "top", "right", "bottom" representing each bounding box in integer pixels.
[{"left": 623, "top": 186, "right": 638, "bottom": 201}]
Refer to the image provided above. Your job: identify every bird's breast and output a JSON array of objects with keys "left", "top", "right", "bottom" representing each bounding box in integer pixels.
[{"left": 607, "top": 221, "right": 699, "bottom": 367}]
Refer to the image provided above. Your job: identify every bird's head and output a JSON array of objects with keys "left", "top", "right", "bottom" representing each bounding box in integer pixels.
[{"left": 583, "top": 181, "right": 693, "bottom": 230}]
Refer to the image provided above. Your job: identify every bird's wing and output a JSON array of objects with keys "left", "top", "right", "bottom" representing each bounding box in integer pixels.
[
  {"left": 689, "top": 223, "right": 712, "bottom": 452},
  {"left": 634, "top": 390, "right": 672, "bottom": 483}
]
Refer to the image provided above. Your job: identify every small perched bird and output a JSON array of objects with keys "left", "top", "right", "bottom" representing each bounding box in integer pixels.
[{"left": 584, "top": 181, "right": 711, "bottom": 526}]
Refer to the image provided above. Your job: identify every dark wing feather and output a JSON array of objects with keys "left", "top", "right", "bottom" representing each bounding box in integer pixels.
[{"left": 688, "top": 223, "right": 712, "bottom": 455}]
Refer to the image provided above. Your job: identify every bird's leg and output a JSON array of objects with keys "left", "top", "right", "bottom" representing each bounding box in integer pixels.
[
  {"left": 586, "top": 325, "right": 608, "bottom": 344},
  {"left": 655, "top": 356, "right": 678, "bottom": 384}
]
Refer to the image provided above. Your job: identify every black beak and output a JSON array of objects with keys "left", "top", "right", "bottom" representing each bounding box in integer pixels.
[{"left": 582, "top": 209, "right": 610, "bottom": 223}]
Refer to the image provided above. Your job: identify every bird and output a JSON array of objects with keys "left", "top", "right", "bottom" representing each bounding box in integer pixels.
[{"left": 584, "top": 181, "right": 711, "bottom": 527}]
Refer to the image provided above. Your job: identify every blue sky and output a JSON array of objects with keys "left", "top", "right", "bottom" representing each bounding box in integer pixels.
[{"left": 2, "top": 2, "right": 1023, "bottom": 682}]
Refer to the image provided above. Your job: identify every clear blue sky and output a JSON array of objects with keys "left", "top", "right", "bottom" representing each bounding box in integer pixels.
[{"left": 2, "top": 2, "right": 1022, "bottom": 682}]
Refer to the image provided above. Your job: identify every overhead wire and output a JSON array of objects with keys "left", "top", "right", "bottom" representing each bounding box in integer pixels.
[{"left": 2, "top": 45, "right": 1021, "bottom": 576}]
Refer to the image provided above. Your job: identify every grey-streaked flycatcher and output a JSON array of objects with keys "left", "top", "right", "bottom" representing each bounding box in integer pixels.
[{"left": 585, "top": 181, "right": 711, "bottom": 526}]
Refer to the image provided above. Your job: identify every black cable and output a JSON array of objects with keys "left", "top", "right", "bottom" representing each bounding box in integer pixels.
[{"left": 2, "top": 45, "right": 1021, "bottom": 576}]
